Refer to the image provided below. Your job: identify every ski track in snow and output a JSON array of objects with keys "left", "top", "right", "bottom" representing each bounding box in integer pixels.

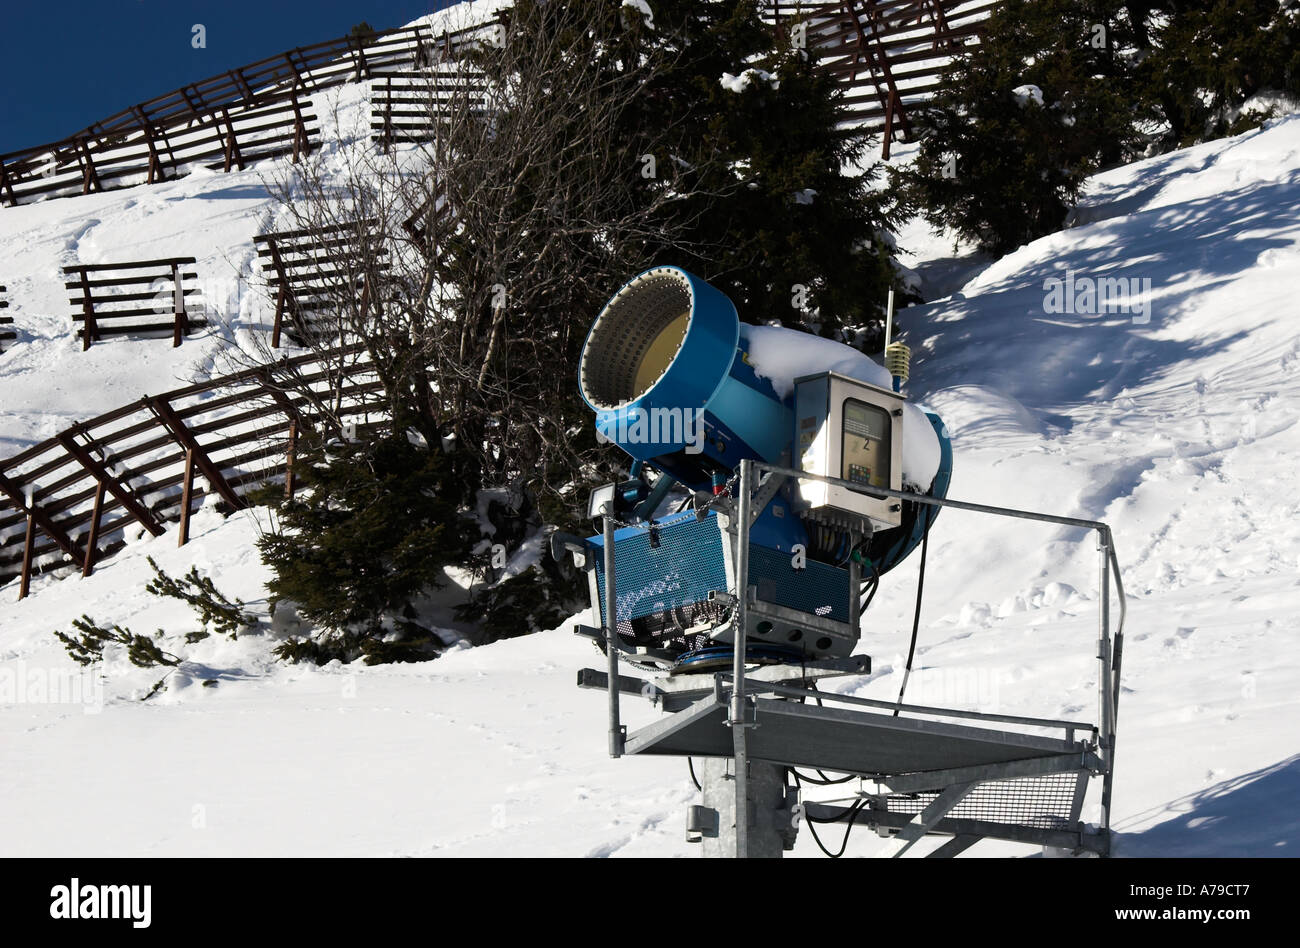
[{"left": 2, "top": 25, "right": 1300, "bottom": 854}]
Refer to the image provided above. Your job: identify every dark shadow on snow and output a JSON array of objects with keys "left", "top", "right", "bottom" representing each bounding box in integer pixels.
[
  {"left": 1115, "top": 754, "right": 1300, "bottom": 856},
  {"left": 901, "top": 167, "right": 1300, "bottom": 411}
]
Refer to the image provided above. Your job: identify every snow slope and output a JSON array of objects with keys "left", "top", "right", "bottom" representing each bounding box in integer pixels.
[{"left": 3, "top": 35, "right": 1300, "bottom": 854}]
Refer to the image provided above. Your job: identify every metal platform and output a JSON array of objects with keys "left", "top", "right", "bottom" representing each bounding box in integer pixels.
[
  {"left": 625, "top": 691, "right": 1093, "bottom": 780},
  {"left": 577, "top": 458, "right": 1127, "bottom": 857}
]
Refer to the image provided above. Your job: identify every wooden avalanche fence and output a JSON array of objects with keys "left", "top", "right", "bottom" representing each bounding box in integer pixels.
[
  {"left": 0, "top": 285, "right": 13, "bottom": 353},
  {"left": 0, "top": 17, "right": 494, "bottom": 208},
  {"left": 254, "top": 221, "right": 392, "bottom": 348},
  {"left": 766, "top": 0, "right": 994, "bottom": 156},
  {"left": 0, "top": 349, "right": 383, "bottom": 599},
  {"left": 64, "top": 258, "right": 206, "bottom": 350},
  {"left": 0, "top": 2, "right": 996, "bottom": 207},
  {"left": 371, "top": 70, "right": 489, "bottom": 152}
]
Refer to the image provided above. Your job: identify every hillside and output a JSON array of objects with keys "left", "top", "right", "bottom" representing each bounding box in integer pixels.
[{"left": 2, "top": 61, "right": 1298, "bottom": 856}]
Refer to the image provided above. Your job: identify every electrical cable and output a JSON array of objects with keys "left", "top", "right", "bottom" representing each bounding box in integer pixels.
[
  {"left": 859, "top": 557, "right": 881, "bottom": 611},
  {"left": 792, "top": 769, "right": 856, "bottom": 786},
  {"left": 793, "top": 683, "right": 858, "bottom": 785},
  {"left": 688, "top": 757, "right": 701, "bottom": 791},
  {"left": 893, "top": 507, "right": 935, "bottom": 716},
  {"left": 790, "top": 770, "right": 869, "bottom": 858}
]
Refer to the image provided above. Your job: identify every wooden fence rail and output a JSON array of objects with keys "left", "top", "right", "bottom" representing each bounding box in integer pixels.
[
  {"left": 0, "top": 285, "right": 13, "bottom": 353},
  {"left": 64, "top": 258, "right": 206, "bottom": 350},
  {"left": 0, "top": 347, "right": 382, "bottom": 597}
]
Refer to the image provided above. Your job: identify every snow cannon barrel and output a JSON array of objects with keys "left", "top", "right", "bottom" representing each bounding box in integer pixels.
[{"left": 578, "top": 266, "right": 792, "bottom": 492}]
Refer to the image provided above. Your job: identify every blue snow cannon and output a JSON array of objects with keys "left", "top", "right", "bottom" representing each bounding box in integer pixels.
[{"left": 574, "top": 266, "right": 952, "bottom": 669}]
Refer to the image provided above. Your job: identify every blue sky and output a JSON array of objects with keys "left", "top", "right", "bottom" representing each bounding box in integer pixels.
[{"left": 0, "top": 0, "right": 458, "bottom": 154}]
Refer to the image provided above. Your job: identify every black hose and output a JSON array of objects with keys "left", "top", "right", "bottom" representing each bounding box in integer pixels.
[
  {"left": 687, "top": 757, "right": 701, "bottom": 791},
  {"left": 792, "top": 769, "right": 856, "bottom": 785},
  {"left": 893, "top": 508, "right": 934, "bottom": 716}
]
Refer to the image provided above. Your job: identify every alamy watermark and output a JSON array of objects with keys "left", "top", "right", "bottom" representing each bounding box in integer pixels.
[
  {"left": 50, "top": 879, "right": 151, "bottom": 928},
  {"left": 0, "top": 660, "right": 103, "bottom": 713},
  {"left": 1043, "top": 269, "right": 1152, "bottom": 324},
  {"left": 596, "top": 406, "right": 706, "bottom": 454}
]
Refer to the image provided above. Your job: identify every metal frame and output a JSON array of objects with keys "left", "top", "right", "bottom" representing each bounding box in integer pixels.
[{"left": 588, "top": 455, "right": 1127, "bottom": 857}]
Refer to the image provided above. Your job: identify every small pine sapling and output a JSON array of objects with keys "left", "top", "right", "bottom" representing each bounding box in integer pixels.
[{"left": 144, "top": 556, "right": 258, "bottom": 639}]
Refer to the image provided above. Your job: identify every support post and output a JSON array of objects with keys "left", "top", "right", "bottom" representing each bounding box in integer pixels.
[
  {"left": 267, "top": 238, "right": 290, "bottom": 348},
  {"left": 178, "top": 448, "right": 195, "bottom": 547},
  {"left": 271, "top": 285, "right": 287, "bottom": 348},
  {"left": 602, "top": 503, "right": 622, "bottom": 758},
  {"left": 132, "top": 106, "right": 167, "bottom": 184},
  {"left": 82, "top": 480, "right": 105, "bottom": 577},
  {"left": 881, "top": 89, "right": 897, "bottom": 160},
  {"left": 220, "top": 108, "right": 245, "bottom": 172},
  {"left": 382, "top": 75, "right": 394, "bottom": 154},
  {"left": 171, "top": 262, "right": 186, "bottom": 347},
  {"left": 77, "top": 268, "right": 97, "bottom": 351},
  {"left": 76, "top": 136, "right": 103, "bottom": 195},
  {"left": 731, "top": 458, "right": 754, "bottom": 858},
  {"left": 0, "top": 160, "right": 16, "bottom": 207},
  {"left": 290, "top": 88, "right": 310, "bottom": 162},
  {"left": 18, "top": 511, "right": 35, "bottom": 600},
  {"left": 284, "top": 421, "right": 298, "bottom": 499},
  {"left": 698, "top": 757, "right": 790, "bottom": 859},
  {"left": 1098, "top": 527, "right": 1114, "bottom": 836},
  {"left": 283, "top": 50, "right": 306, "bottom": 91}
]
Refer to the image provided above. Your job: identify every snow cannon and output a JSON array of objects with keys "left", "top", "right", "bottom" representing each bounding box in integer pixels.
[{"left": 566, "top": 266, "right": 953, "bottom": 672}]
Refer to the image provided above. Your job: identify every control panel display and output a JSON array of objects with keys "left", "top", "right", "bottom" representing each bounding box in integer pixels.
[{"left": 841, "top": 400, "right": 890, "bottom": 488}]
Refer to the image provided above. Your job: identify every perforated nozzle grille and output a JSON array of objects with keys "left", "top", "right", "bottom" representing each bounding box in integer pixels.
[{"left": 581, "top": 268, "right": 692, "bottom": 411}]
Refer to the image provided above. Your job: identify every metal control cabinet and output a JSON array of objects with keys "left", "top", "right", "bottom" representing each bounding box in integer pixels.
[{"left": 794, "top": 372, "right": 904, "bottom": 531}]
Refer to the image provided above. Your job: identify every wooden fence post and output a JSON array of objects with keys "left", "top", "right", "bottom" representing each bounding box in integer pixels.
[
  {"left": 382, "top": 75, "right": 394, "bottom": 154},
  {"left": 76, "top": 136, "right": 103, "bottom": 195},
  {"left": 0, "top": 160, "right": 17, "bottom": 207},
  {"left": 18, "top": 511, "right": 35, "bottom": 600},
  {"left": 290, "top": 88, "right": 310, "bottom": 162},
  {"left": 77, "top": 268, "right": 97, "bottom": 350},
  {"left": 267, "top": 238, "right": 290, "bottom": 348},
  {"left": 882, "top": 89, "right": 896, "bottom": 160},
  {"left": 171, "top": 262, "right": 186, "bottom": 347},
  {"left": 178, "top": 448, "right": 195, "bottom": 547},
  {"left": 82, "top": 480, "right": 106, "bottom": 577},
  {"left": 132, "top": 105, "right": 167, "bottom": 184},
  {"left": 285, "top": 421, "right": 298, "bottom": 500}
]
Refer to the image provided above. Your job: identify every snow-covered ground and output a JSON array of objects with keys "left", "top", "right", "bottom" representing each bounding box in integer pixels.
[{"left": 3, "top": 10, "right": 1300, "bottom": 854}]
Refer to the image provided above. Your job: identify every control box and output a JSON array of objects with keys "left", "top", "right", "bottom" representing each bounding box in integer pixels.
[{"left": 793, "top": 372, "right": 904, "bottom": 531}]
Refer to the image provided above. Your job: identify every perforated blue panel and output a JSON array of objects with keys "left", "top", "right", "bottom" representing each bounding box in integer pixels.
[
  {"left": 590, "top": 510, "right": 727, "bottom": 625},
  {"left": 749, "top": 546, "right": 850, "bottom": 623}
]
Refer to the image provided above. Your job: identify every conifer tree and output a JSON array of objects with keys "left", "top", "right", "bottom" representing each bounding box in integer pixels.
[
  {"left": 896, "top": 0, "right": 1141, "bottom": 255},
  {"left": 256, "top": 433, "right": 473, "bottom": 664},
  {"left": 1136, "top": 1, "right": 1300, "bottom": 147}
]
